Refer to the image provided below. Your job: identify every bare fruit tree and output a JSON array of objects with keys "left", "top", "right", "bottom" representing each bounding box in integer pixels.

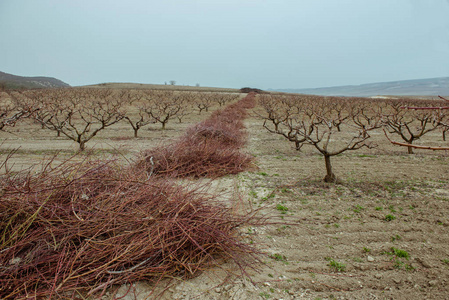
[
  {"left": 215, "top": 93, "right": 240, "bottom": 107},
  {"left": 194, "top": 93, "right": 214, "bottom": 114},
  {"left": 0, "top": 91, "right": 36, "bottom": 131},
  {"left": 258, "top": 94, "right": 306, "bottom": 150},
  {"left": 381, "top": 98, "right": 445, "bottom": 154},
  {"left": 27, "top": 88, "right": 126, "bottom": 151},
  {"left": 122, "top": 90, "right": 156, "bottom": 137},
  {"left": 142, "top": 90, "right": 185, "bottom": 130},
  {"left": 259, "top": 94, "right": 382, "bottom": 182}
]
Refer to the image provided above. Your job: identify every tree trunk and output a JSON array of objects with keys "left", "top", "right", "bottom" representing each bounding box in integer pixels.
[
  {"left": 79, "top": 140, "right": 86, "bottom": 151},
  {"left": 134, "top": 128, "right": 139, "bottom": 138},
  {"left": 323, "top": 154, "right": 336, "bottom": 183},
  {"left": 407, "top": 146, "right": 414, "bottom": 154}
]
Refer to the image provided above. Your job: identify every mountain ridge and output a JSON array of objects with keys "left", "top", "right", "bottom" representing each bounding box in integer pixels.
[
  {"left": 0, "top": 71, "right": 70, "bottom": 89},
  {"left": 271, "top": 77, "right": 449, "bottom": 97}
]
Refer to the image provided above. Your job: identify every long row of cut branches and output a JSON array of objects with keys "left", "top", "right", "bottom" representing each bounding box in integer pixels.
[
  {"left": 137, "top": 93, "right": 257, "bottom": 178},
  {"left": 0, "top": 92, "right": 263, "bottom": 299}
]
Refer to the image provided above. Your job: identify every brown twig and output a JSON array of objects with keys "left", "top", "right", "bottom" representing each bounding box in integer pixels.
[{"left": 383, "top": 128, "right": 449, "bottom": 151}]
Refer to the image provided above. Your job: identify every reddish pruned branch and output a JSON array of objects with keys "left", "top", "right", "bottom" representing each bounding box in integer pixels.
[
  {"left": 439, "top": 95, "right": 449, "bottom": 103},
  {"left": 383, "top": 128, "right": 449, "bottom": 151}
]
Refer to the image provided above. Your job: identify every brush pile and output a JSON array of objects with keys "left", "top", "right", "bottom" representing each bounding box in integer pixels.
[
  {"left": 0, "top": 158, "right": 262, "bottom": 299},
  {"left": 0, "top": 92, "right": 262, "bottom": 299},
  {"left": 137, "top": 93, "right": 257, "bottom": 178}
]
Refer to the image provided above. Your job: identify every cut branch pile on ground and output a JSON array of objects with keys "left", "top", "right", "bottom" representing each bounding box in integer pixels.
[
  {"left": 137, "top": 93, "right": 257, "bottom": 178},
  {"left": 0, "top": 157, "right": 263, "bottom": 299}
]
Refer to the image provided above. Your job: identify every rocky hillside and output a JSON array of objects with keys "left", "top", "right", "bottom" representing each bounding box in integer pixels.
[{"left": 0, "top": 71, "right": 70, "bottom": 90}]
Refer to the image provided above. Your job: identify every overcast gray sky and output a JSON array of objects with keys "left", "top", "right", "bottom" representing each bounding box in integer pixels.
[{"left": 1, "top": 0, "right": 449, "bottom": 89}]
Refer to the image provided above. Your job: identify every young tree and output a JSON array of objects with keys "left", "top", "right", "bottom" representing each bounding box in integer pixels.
[
  {"left": 383, "top": 96, "right": 449, "bottom": 151},
  {"left": 121, "top": 90, "right": 155, "bottom": 138},
  {"left": 258, "top": 94, "right": 306, "bottom": 150},
  {"left": 381, "top": 98, "right": 445, "bottom": 154},
  {"left": 194, "top": 93, "right": 214, "bottom": 114},
  {"left": 260, "top": 95, "right": 381, "bottom": 182},
  {"left": 141, "top": 90, "right": 185, "bottom": 129}
]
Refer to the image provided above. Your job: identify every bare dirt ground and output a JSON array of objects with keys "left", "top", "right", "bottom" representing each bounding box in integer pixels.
[{"left": 2, "top": 96, "right": 449, "bottom": 299}]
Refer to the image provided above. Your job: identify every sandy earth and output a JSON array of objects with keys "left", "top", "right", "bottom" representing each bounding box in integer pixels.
[{"left": 2, "top": 96, "right": 449, "bottom": 299}]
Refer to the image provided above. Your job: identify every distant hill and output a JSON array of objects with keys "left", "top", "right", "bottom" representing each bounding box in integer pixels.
[
  {"left": 272, "top": 77, "right": 449, "bottom": 97},
  {"left": 0, "top": 71, "right": 70, "bottom": 90},
  {"left": 85, "top": 82, "right": 241, "bottom": 93}
]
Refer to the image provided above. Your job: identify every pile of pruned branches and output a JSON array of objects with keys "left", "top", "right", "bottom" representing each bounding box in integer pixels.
[
  {"left": 0, "top": 92, "right": 263, "bottom": 299},
  {"left": 0, "top": 155, "right": 263, "bottom": 299},
  {"left": 137, "top": 93, "right": 257, "bottom": 178}
]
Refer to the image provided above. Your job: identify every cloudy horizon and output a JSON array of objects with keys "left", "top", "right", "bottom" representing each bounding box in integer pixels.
[{"left": 1, "top": 0, "right": 449, "bottom": 89}]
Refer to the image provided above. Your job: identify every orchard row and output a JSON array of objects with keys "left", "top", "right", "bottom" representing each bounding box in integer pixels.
[
  {"left": 257, "top": 94, "right": 449, "bottom": 181},
  {"left": 0, "top": 88, "right": 240, "bottom": 150}
]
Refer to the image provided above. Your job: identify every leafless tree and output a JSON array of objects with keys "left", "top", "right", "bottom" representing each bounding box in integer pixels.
[
  {"left": 194, "top": 93, "right": 214, "bottom": 114},
  {"left": 381, "top": 98, "right": 445, "bottom": 154},
  {"left": 215, "top": 93, "right": 240, "bottom": 107},
  {"left": 141, "top": 90, "right": 185, "bottom": 129},
  {"left": 27, "top": 88, "right": 125, "bottom": 151},
  {"left": 0, "top": 91, "right": 36, "bottom": 131},
  {"left": 260, "top": 95, "right": 381, "bottom": 182},
  {"left": 258, "top": 94, "right": 306, "bottom": 150},
  {"left": 121, "top": 90, "right": 155, "bottom": 137}
]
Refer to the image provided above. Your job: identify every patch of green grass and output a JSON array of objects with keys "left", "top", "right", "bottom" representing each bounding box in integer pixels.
[
  {"left": 357, "top": 154, "right": 377, "bottom": 158},
  {"left": 280, "top": 187, "right": 291, "bottom": 193},
  {"left": 353, "top": 205, "right": 364, "bottom": 213},
  {"left": 277, "top": 225, "right": 290, "bottom": 231},
  {"left": 375, "top": 206, "right": 383, "bottom": 211},
  {"left": 391, "top": 247, "right": 409, "bottom": 259},
  {"left": 393, "top": 259, "right": 415, "bottom": 271},
  {"left": 258, "top": 172, "right": 268, "bottom": 176},
  {"left": 363, "top": 247, "right": 371, "bottom": 253},
  {"left": 388, "top": 205, "right": 396, "bottom": 213},
  {"left": 269, "top": 253, "right": 289, "bottom": 265},
  {"left": 259, "top": 292, "right": 271, "bottom": 299},
  {"left": 385, "top": 214, "right": 396, "bottom": 222},
  {"left": 442, "top": 259, "right": 449, "bottom": 265},
  {"left": 276, "top": 204, "right": 289, "bottom": 214},
  {"left": 261, "top": 193, "right": 275, "bottom": 202},
  {"left": 391, "top": 234, "right": 402, "bottom": 242},
  {"left": 325, "top": 257, "right": 346, "bottom": 272},
  {"left": 299, "top": 198, "right": 309, "bottom": 205}
]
